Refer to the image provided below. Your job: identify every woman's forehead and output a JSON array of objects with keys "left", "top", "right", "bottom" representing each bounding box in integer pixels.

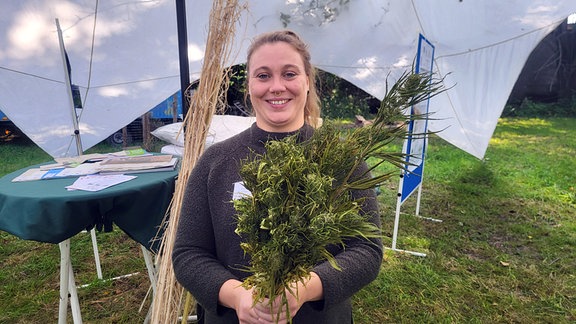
[{"left": 249, "top": 42, "right": 304, "bottom": 70}]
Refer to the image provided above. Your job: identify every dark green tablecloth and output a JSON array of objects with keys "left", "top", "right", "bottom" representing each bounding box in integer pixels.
[{"left": 0, "top": 164, "right": 177, "bottom": 252}]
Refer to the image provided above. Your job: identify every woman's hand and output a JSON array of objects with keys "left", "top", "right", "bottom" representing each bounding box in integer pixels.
[
  {"left": 252, "top": 272, "right": 324, "bottom": 324},
  {"left": 252, "top": 289, "right": 300, "bottom": 324},
  {"left": 219, "top": 279, "right": 261, "bottom": 324},
  {"left": 220, "top": 273, "right": 323, "bottom": 323}
]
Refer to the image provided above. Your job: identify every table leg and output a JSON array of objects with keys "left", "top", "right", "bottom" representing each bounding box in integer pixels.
[
  {"left": 59, "top": 239, "right": 84, "bottom": 324},
  {"left": 89, "top": 228, "right": 103, "bottom": 279},
  {"left": 58, "top": 240, "right": 70, "bottom": 324},
  {"left": 68, "top": 262, "right": 83, "bottom": 323},
  {"left": 58, "top": 241, "right": 158, "bottom": 324},
  {"left": 141, "top": 245, "right": 157, "bottom": 296}
]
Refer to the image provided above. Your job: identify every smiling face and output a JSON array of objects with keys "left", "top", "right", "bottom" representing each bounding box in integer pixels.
[{"left": 247, "top": 41, "right": 310, "bottom": 132}]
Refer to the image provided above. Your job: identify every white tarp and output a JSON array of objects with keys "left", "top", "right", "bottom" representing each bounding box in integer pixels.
[
  {"left": 0, "top": 0, "right": 181, "bottom": 157},
  {"left": 185, "top": 1, "right": 576, "bottom": 159},
  {"left": 1, "top": 1, "right": 575, "bottom": 158}
]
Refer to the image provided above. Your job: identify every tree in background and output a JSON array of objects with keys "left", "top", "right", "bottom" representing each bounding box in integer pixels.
[
  {"left": 508, "top": 19, "right": 576, "bottom": 105},
  {"left": 317, "top": 69, "right": 380, "bottom": 120},
  {"left": 504, "top": 18, "right": 576, "bottom": 117}
]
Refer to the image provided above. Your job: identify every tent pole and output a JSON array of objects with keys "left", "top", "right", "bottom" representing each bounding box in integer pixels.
[
  {"left": 176, "top": 0, "right": 191, "bottom": 119},
  {"left": 55, "top": 18, "right": 83, "bottom": 156}
]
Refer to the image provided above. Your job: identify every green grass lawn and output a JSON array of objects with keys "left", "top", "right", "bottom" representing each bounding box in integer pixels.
[
  {"left": 356, "top": 117, "right": 575, "bottom": 323},
  {"left": 0, "top": 118, "right": 574, "bottom": 323}
]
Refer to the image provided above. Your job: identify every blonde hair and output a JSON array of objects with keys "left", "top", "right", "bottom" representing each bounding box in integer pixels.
[{"left": 245, "top": 30, "right": 321, "bottom": 128}]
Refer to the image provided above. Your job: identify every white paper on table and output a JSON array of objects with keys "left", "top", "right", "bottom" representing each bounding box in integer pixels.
[
  {"left": 57, "top": 162, "right": 101, "bottom": 177},
  {"left": 66, "top": 174, "right": 137, "bottom": 192}
]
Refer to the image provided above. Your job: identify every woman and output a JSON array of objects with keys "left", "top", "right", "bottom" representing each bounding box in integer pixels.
[{"left": 172, "top": 30, "right": 382, "bottom": 324}]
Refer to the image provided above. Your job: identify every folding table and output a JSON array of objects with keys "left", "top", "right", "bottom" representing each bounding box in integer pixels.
[{"left": 0, "top": 163, "right": 177, "bottom": 323}]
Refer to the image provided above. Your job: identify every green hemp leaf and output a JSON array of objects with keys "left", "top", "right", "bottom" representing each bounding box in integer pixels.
[{"left": 234, "top": 71, "right": 445, "bottom": 323}]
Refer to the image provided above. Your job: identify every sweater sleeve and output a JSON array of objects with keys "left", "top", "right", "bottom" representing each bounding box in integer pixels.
[
  {"left": 172, "top": 150, "right": 238, "bottom": 314},
  {"left": 312, "top": 162, "right": 383, "bottom": 310}
]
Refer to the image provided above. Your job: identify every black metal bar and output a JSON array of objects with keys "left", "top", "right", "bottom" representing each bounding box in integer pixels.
[{"left": 176, "top": 0, "right": 190, "bottom": 119}]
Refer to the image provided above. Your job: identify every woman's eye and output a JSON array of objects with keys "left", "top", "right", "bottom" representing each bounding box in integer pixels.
[
  {"left": 256, "top": 73, "right": 270, "bottom": 80},
  {"left": 284, "top": 72, "right": 297, "bottom": 79}
]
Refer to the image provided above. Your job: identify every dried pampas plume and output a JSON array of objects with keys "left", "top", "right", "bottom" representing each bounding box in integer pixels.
[{"left": 150, "top": 1, "right": 244, "bottom": 323}]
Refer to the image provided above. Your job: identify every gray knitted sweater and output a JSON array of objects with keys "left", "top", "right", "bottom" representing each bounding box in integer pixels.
[{"left": 172, "top": 123, "right": 382, "bottom": 324}]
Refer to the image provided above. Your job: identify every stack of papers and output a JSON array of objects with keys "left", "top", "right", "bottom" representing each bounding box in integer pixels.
[
  {"left": 12, "top": 163, "right": 101, "bottom": 182},
  {"left": 99, "top": 155, "right": 178, "bottom": 174},
  {"left": 66, "top": 174, "right": 137, "bottom": 191},
  {"left": 12, "top": 149, "right": 178, "bottom": 183}
]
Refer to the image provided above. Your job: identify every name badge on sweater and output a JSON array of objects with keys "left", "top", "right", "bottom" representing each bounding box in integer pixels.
[{"left": 232, "top": 181, "right": 252, "bottom": 200}]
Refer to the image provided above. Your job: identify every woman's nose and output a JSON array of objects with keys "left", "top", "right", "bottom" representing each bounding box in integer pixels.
[{"left": 269, "top": 77, "right": 286, "bottom": 94}]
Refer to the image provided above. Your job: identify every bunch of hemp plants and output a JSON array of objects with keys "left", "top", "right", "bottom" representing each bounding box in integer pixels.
[{"left": 234, "top": 71, "right": 445, "bottom": 323}]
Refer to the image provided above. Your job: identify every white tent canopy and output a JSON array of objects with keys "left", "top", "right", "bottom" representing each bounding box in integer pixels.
[
  {"left": 1, "top": 0, "right": 575, "bottom": 158},
  {"left": 185, "top": 0, "right": 575, "bottom": 159},
  {"left": 0, "top": 0, "right": 181, "bottom": 157}
]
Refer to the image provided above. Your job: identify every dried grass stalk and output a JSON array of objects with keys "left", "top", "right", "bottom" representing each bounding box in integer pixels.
[{"left": 150, "top": 1, "right": 243, "bottom": 323}]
